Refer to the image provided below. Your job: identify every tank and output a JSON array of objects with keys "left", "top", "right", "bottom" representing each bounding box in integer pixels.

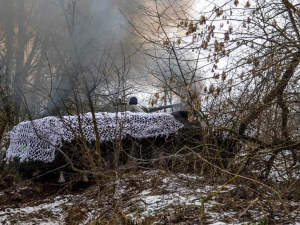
[{"left": 6, "top": 97, "right": 187, "bottom": 181}]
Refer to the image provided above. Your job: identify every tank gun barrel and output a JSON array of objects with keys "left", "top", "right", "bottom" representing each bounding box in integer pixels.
[{"left": 148, "top": 103, "right": 182, "bottom": 113}]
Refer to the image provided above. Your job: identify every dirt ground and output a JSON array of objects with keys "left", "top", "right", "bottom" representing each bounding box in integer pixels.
[{"left": 1, "top": 170, "right": 300, "bottom": 225}]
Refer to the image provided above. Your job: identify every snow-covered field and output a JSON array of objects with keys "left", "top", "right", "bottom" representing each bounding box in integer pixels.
[{"left": 1, "top": 170, "right": 300, "bottom": 224}]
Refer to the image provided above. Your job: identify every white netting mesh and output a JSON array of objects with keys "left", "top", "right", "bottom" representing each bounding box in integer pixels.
[{"left": 5, "top": 112, "right": 183, "bottom": 163}]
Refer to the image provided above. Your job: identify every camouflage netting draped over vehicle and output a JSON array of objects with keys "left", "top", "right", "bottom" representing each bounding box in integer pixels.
[{"left": 5, "top": 112, "right": 183, "bottom": 163}]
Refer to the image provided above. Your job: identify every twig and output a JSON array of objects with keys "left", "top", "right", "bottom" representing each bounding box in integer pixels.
[{"left": 238, "top": 197, "right": 259, "bottom": 221}]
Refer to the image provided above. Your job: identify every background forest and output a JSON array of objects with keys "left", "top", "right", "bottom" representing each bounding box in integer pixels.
[{"left": 1, "top": 0, "right": 300, "bottom": 224}]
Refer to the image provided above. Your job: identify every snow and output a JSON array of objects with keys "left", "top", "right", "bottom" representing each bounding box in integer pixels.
[
  {"left": 1, "top": 170, "right": 300, "bottom": 224},
  {"left": 0, "top": 197, "right": 68, "bottom": 225},
  {"left": 0, "top": 194, "right": 99, "bottom": 225},
  {"left": 118, "top": 170, "right": 237, "bottom": 224}
]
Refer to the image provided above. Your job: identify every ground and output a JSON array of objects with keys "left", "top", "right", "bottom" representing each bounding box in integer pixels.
[{"left": 1, "top": 169, "right": 300, "bottom": 224}]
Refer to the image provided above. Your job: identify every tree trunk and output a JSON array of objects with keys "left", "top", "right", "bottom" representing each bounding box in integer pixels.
[
  {"left": 3, "top": 0, "right": 14, "bottom": 127},
  {"left": 13, "top": 0, "right": 27, "bottom": 125}
]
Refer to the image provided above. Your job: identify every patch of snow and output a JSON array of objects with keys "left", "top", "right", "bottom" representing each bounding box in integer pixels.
[
  {"left": 177, "top": 173, "right": 204, "bottom": 180},
  {"left": 210, "top": 222, "right": 227, "bottom": 225},
  {"left": 123, "top": 170, "right": 228, "bottom": 223},
  {"left": 0, "top": 197, "right": 68, "bottom": 225},
  {"left": 140, "top": 190, "right": 151, "bottom": 196}
]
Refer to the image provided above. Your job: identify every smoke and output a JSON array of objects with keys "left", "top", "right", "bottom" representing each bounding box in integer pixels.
[
  {"left": 0, "top": 0, "right": 198, "bottom": 120},
  {"left": 33, "top": 0, "right": 146, "bottom": 115}
]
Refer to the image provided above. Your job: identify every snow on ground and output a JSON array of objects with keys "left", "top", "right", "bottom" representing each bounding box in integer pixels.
[
  {"left": 119, "top": 170, "right": 242, "bottom": 224},
  {"left": 0, "top": 189, "right": 100, "bottom": 225},
  {"left": 1, "top": 170, "right": 300, "bottom": 224},
  {"left": 0, "top": 196, "right": 69, "bottom": 225}
]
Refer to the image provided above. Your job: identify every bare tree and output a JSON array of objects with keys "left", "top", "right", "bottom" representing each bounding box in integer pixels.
[{"left": 128, "top": 0, "right": 300, "bottom": 178}]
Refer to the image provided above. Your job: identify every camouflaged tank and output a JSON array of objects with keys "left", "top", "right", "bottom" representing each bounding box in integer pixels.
[{"left": 8, "top": 97, "right": 188, "bottom": 181}]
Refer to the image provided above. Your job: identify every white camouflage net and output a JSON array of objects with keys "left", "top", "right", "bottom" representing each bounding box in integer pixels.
[{"left": 5, "top": 112, "right": 183, "bottom": 163}]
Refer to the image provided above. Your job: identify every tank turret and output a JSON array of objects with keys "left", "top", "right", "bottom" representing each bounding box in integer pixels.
[{"left": 100, "top": 97, "right": 145, "bottom": 113}]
